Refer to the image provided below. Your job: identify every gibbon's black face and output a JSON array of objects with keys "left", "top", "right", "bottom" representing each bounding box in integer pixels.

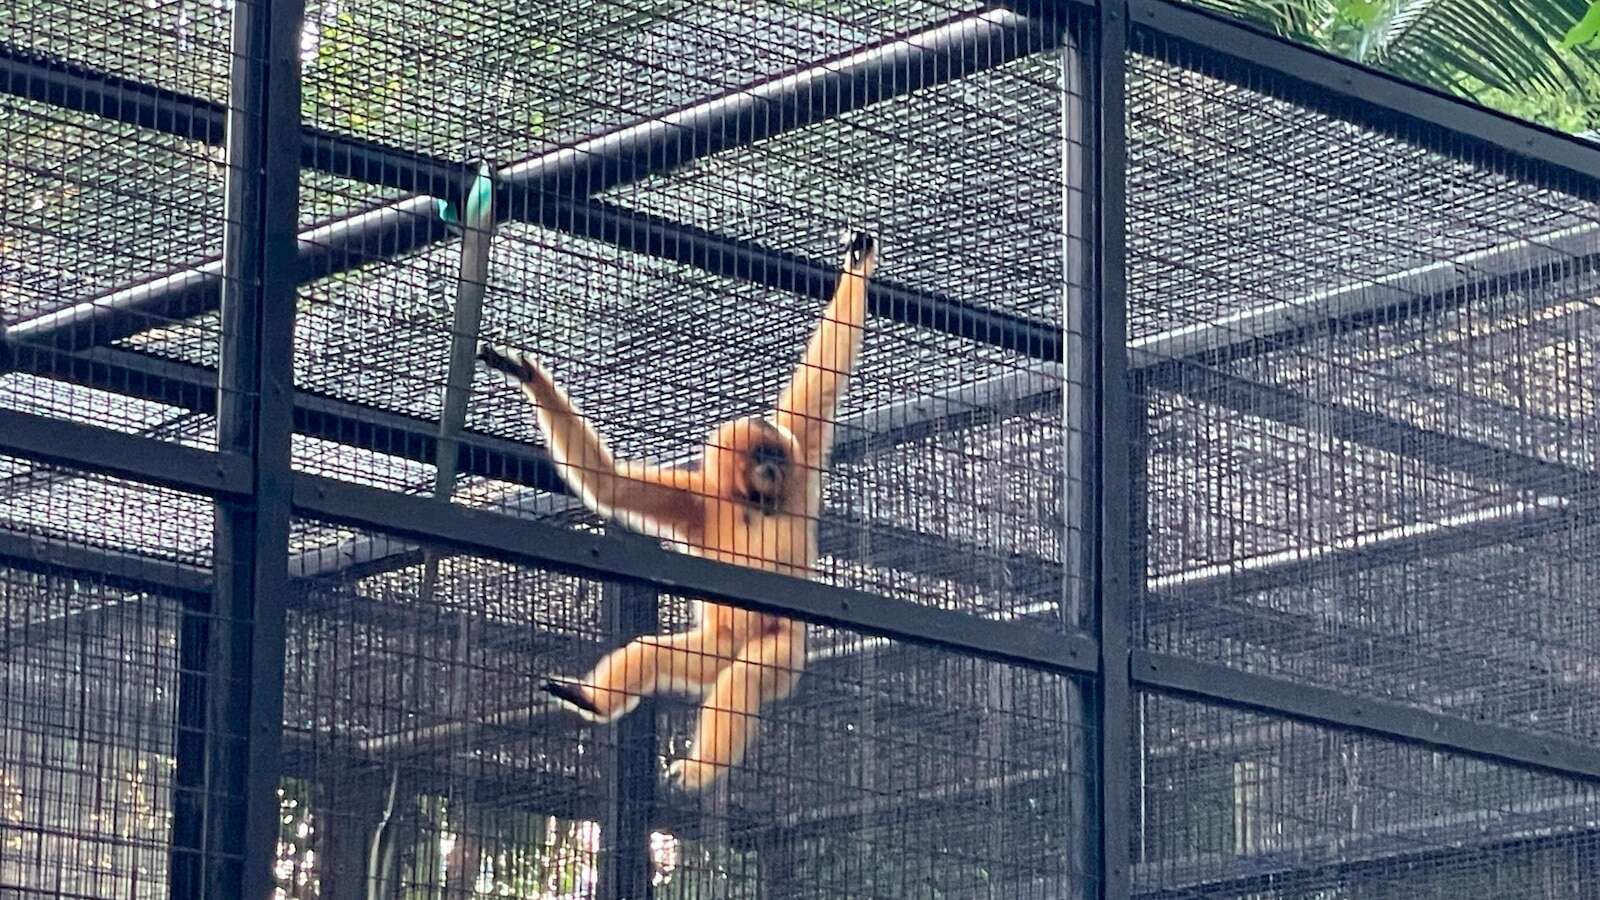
[{"left": 744, "top": 441, "right": 789, "bottom": 511}]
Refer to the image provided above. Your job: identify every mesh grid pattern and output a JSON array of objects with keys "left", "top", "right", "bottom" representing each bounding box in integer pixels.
[
  {"left": 1130, "top": 37, "right": 1600, "bottom": 745},
  {"left": 0, "top": 96, "right": 224, "bottom": 323},
  {"left": 0, "top": 374, "right": 216, "bottom": 448},
  {"left": 0, "top": 566, "right": 181, "bottom": 899},
  {"left": 284, "top": 521, "right": 1094, "bottom": 899},
  {"left": 275, "top": 9, "right": 1083, "bottom": 629},
  {"left": 0, "top": 466, "right": 205, "bottom": 899},
  {"left": 1125, "top": 50, "right": 1594, "bottom": 343},
  {"left": 8, "top": 0, "right": 1600, "bottom": 892},
  {"left": 0, "top": 455, "right": 214, "bottom": 567},
  {"left": 0, "top": 0, "right": 232, "bottom": 102},
  {"left": 1133, "top": 694, "right": 1600, "bottom": 897},
  {"left": 297, "top": 0, "right": 983, "bottom": 161}
]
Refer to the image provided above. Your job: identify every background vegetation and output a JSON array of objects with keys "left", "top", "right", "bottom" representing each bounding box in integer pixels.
[{"left": 1192, "top": 0, "right": 1600, "bottom": 132}]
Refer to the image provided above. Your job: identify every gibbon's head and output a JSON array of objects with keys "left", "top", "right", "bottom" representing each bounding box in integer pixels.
[{"left": 705, "top": 416, "right": 802, "bottom": 513}]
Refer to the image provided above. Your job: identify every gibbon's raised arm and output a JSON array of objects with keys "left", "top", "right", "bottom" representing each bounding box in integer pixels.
[
  {"left": 478, "top": 344, "right": 704, "bottom": 543},
  {"left": 774, "top": 232, "right": 878, "bottom": 470}
]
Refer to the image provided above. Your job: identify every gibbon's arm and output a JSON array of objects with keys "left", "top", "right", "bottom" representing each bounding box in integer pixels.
[
  {"left": 774, "top": 232, "right": 877, "bottom": 470},
  {"left": 479, "top": 344, "right": 704, "bottom": 543}
]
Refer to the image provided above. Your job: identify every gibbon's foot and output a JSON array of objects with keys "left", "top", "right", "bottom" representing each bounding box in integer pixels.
[
  {"left": 476, "top": 342, "right": 536, "bottom": 384},
  {"left": 842, "top": 230, "right": 877, "bottom": 274},
  {"left": 666, "top": 757, "right": 727, "bottom": 794},
  {"left": 542, "top": 679, "right": 605, "bottom": 719}
]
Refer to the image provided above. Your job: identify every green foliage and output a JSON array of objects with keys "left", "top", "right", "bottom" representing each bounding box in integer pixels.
[
  {"left": 1190, "top": 0, "right": 1600, "bottom": 130},
  {"left": 299, "top": 0, "right": 552, "bottom": 151},
  {"left": 1562, "top": 0, "right": 1600, "bottom": 48}
]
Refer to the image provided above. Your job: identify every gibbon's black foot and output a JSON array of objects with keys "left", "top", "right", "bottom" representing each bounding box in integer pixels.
[
  {"left": 542, "top": 679, "right": 603, "bottom": 717},
  {"left": 842, "top": 230, "right": 877, "bottom": 269},
  {"left": 477, "top": 342, "right": 535, "bottom": 383}
]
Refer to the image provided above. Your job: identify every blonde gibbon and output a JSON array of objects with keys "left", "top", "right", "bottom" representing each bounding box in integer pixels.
[{"left": 476, "top": 231, "right": 878, "bottom": 792}]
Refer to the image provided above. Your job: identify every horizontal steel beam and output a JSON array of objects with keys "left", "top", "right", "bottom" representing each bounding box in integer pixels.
[
  {"left": 9, "top": 24, "right": 1592, "bottom": 503},
  {"left": 5, "top": 195, "right": 450, "bottom": 352},
  {"left": 291, "top": 472, "right": 1100, "bottom": 677},
  {"left": 1, "top": 7, "right": 1064, "bottom": 355},
  {"left": 0, "top": 527, "right": 208, "bottom": 596},
  {"left": 520, "top": 196, "right": 1063, "bottom": 362},
  {"left": 1150, "top": 496, "right": 1575, "bottom": 601},
  {"left": 1133, "top": 221, "right": 1600, "bottom": 379},
  {"left": 0, "top": 408, "right": 251, "bottom": 497},
  {"left": 0, "top": 43, "right": 465, "bottom": 197},
  {"left": 7, "top": 345, "right": 565, "bottom": 491},
  {"left": 1160, "top": 365, "right": 1600, "bottom": 497},
  {"left": 6, "top": 341, "right": 1057, "bottom": 504},
  {"left": 1134, "top": 795, "right": 1600, "bottom": 898},
  {"left": 1132, "top": 650, "right": 1600, "bottom": 782},
  {"left": 7, "top": 487, "right": 1597, "bottom": 782}
]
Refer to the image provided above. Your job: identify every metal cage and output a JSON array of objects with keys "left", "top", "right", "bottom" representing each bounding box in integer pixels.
[{"left": 3, "top": 0, "right": 1600, "bottom": 896}]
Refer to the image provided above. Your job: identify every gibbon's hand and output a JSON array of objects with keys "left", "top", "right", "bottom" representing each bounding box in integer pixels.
[
  {"left": 842, "top": 230, "right": 878, "bottom": 279},
  {"left": 476, "top": 341, "right": 704, "bottom": 544},
  {"left": 476, "top": 342, "right": 535, "bottom": 384}
]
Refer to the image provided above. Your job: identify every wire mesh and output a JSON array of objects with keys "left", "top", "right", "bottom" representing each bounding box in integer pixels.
[
  {"left": 296, "top": 0, "right": 988, "bottom": 161},
  {"left": 263, "top": 3, "right": 1089, "bottom": 633},
  {"left": 1132, "top": 693, "right": 1600, "bottom": 897},
  {"left": 13, "top": 0, "right": 1600, "bottom": 892},
  {"left": 0, "top": 457, "right": 212, "bottom": 898},
  {"left": 0, "top": 97, "right": 223, "bottom": 324},
  {"left": 284, "top": 518, "right": 1095, "bottom": 898},
  {"left": 1128, "top": 35, "right": 1600, "bottom": 744},
  {"left": 1, "top": 0, "right": 232, "bottom": 102},
  {"left": 0, "top": 88, "right": 227, "bottom": 443}
]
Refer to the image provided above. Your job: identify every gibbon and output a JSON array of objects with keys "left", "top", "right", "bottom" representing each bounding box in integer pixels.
[{"left": 477, "top": 231, "right": 878, "bottom": 792}]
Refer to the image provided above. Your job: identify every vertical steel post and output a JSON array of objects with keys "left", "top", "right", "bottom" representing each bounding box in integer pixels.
[
  {"left": 170, "top": 0, "right": 303, "bottom": 894},
  {"left": 597, "top": 531, "right": 661, "bottom": 900},
  {"left": 1060, "top": 15, "right": 1095, "bottom": 898},
  {"left": 1092, "top": 1, "right": 1133, "bottom": 898}
]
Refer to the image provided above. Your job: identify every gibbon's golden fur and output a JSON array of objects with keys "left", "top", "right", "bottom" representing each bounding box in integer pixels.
[{"left": 476, "top": 231, "right": 877, "bottom": 792}]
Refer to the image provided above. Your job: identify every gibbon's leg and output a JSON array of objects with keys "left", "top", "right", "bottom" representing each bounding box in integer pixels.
[
  {"left": 667, "top": 620, "right": 807, "bottom": 792},
  {"left": 477, "top": 343, "right": 705, "bottom": 542},
  {"left": 545, "top": 625, "right": 741, "bottom": 724}
]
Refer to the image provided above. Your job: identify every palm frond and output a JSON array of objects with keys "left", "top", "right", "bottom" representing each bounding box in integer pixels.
[
  {"left": 1186, "top": 0, "right": 1339, "bottom": 43},
  {"left": 1359, "top": 0, "right": 1437, "bottom": 61},
  {"left": 1371, "top": 0, "right": 1590, "bottom": 96},
  {"left": 1188, "top": 0, "right": 1600, "bottom": 117}
]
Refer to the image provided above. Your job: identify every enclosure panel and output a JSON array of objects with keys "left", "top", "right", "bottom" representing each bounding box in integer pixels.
[
  {"left": 0, "top": 96, "right": 223, "bottom": 324},
  {"left": 0, "top": 454, "right": 215, "bottom": 569},
  {"left": 1132, "top": 693, "right": 1600, "bottom": 898},
  {"left": 282, "top": 519, "right": 1095, "bottom": 898},
  {"left": 0, "top": 459, "right": 215, "bottom": 897},
  {"left": 276, "top": 221, "right": 1074, "bottom": 627},
  {"left": 0, "top": 91, "right": 226, "bottom": 448},
  {"left": 296, "top": 0, "right": 988, "bottom": 160},
  {"left": 0, "top": 566, "right": 183, "bottom": 898},
  {"left": 278, "top": 15, "right": 1085, "bottom": 632},
  {"left": 1127, "top": 35, "right": 1600, "bottom": 745},
  {"left": 1, "top": 0, "right": 232, "bottom": 102}
]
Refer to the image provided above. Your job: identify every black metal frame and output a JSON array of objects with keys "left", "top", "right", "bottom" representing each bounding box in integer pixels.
[
  {"left": 1091, "top": 5, "right": 1133, "bottom": 898},
  {"left": 5, "top": 0, "right": 1600, "bottom": 896}
]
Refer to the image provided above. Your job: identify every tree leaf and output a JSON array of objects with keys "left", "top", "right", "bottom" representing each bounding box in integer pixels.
[
  {"left": 1562, "top": 0, "right": 1600, "bottom": 48},
  {"left": 1340, "top": 0, "right": 1386, "bottom": 27}
]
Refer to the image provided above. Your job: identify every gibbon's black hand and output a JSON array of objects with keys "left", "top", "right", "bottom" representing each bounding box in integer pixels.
[
  {"left": 476, "top": 342, "right": 534, "bottom": 383},
  {"left": 844, "top": 230, "right": 876, "bottom": 270}
]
